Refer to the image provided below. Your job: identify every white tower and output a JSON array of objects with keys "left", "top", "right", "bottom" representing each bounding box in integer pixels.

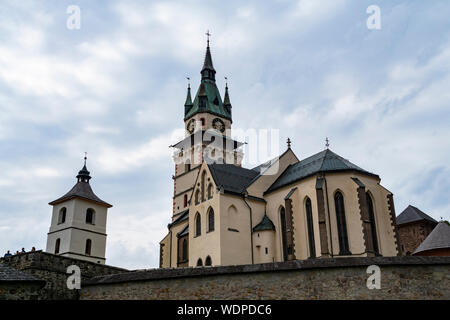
[{"left": 46, "top": 156, "right": 112, "bottom": 264}]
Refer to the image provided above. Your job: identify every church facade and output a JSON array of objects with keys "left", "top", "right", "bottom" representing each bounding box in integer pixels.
[{"left": 159, "top": 42, "right": 400, "bottom": 268}]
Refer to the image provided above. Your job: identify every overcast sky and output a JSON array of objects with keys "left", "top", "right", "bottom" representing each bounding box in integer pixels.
[{"left": 0, "top": 0, "right": 449, "bottom": 270}]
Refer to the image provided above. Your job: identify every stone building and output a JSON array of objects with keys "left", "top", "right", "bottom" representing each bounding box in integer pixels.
[
  {"left": 159, "top": 40, "right": 400, "bottom": 268},
  {"left": 396, "top": 205, "right": 438, "bottom": 255},
  {"left": 0, "top": 263, "right": 45, "bottom": 300},
  {"left": 413, "top": 221, "right": 450, "bottom": 256},
  {"left": 45, "top": 157, "right": 112, "bottom": 264}
]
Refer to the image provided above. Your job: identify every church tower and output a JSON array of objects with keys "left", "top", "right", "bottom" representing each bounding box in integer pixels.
[
  {"left": 46, "top": 156, "right": 112, "bottom": 264},
  {"left": 169, "top": 36, "right": 244, "bottom": 220}
]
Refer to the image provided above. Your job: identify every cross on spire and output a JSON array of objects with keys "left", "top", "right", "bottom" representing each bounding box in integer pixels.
[
  {"left": 186, "top": 76, "right": 190, "bottom": 89},
  {"left": 224, "top": 76, "right": 228, "bottom": 88},
  {"left": 325, "top": 137, "right": 330, "bottom": 149},
  {"left": 84, "top": 152, "right": 88, "bottom": 165},
  {"left": 206, "top": 30, "right": 211, "bottom": 46},
  {"left": 287, "top": 137, "right": 292, "bottom": 149}
]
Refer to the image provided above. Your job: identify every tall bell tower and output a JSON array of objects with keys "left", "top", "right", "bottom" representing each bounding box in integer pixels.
[{"left": 169, "top": 35, "right": 244, "bottom": 220}]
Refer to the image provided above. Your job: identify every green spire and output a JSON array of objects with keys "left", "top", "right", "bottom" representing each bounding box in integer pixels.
[
  {"left": 201, "top": 43, "right": 216, "bottom": 82},
  {"left": 184, "top": 83, "right": 193, "bottom": 116},
  {"left": 223, "top": 81, "right": 232, "bottom": 117}
]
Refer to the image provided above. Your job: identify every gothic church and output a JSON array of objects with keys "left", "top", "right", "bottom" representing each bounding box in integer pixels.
[{"left": 158, "top": 41, "right": 400, "bottom": 268}]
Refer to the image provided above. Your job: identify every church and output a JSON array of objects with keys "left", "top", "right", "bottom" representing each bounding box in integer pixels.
[{"left": 158, "top": 40, "right": 400, "bottom": 268}]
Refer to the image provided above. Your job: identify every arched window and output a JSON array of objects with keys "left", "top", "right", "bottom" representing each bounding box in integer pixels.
[
  {"left": 280, "top": 206, "right": 288, "bottom": 261},
  {"left": 58, "top": 207, "right": 66, "bottom": 224},
  {"left": 305, "top": 197, "right": 316, "bottom": 258},
  {"left": 201, "top": 171, "right": 206, "bottom": 201},
  {"left": 334, "top": 191, "right": 350, "bottom": 255},
  {"left": 184, "top": 194, "right": 188, "bottom": 207},
  {"left": 205, "top": 256, "right": 212, "bottom": 266},
  {"left": 200, "top": 118, "right": 205, "bottom": 126},
  {"left": 366, "top": 192, "right": 379, "bottom": 254},
  {"left": 195, "top": 213, "right": 201, "bottom": 237},
  {"left": 207, "top": 184, "right": 213, "bottom": 199},
  {"left": 55, "top": 238, "right": 60, "bottom": 254},
  {"left": 182, "top": 239, "right": 188, "bottom": 261},
  {"left": 85, "top": 239, "right": 92, "bottom": 255},
  {"left": 208, "top": 208, "right": 215, "bottom": 232},
  {"left": 197, "top": 258, "right": 203, "bottom": 267},
  {"left": 86, "top": 208, "right": 95, "bottom": 225},
  {"left": 195, "top": 189, "right": 200, "bottom": 205}
]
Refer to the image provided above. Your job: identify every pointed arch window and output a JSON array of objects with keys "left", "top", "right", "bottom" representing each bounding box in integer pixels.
[
  {"left": 366, "top": 192, "right": 379, "bottom": 254},
  {"left": 334, "top": 192, "right": 350, "bottom": 255},
  {"left": 205, "top": 256, "right": 212, "bottom": 266},
  {"left": 195, "top": 212, "right": 201, "bottom": 237},
  {"left": 85, "top": 239, "right": 92, "bottom": 256},
  {"left": 197, "top": 258, "right": 203, "bottom": 267},
  {"left": 280, "top": 206, "right": 288, "bottom": 261},
  {"left": 208, "top": 208, "right": 215, "bottom": 232},
  {"left": 195, "top": 189, "right": 200, "bottom": 205},
  {"left": 182, "top": 239, "right": 188, "bottom": 261},
  {"left": 55, "top": 238, "right": 60, "bottom": 254},
  {"left": 201, "top": 171, "right": 206, "bottom": 201},
  {"left": 305, "top": 197, "right": 316, "bottom": 258},
  {"left": 207, "top": 183, "right": 214, "bottom": 199}
]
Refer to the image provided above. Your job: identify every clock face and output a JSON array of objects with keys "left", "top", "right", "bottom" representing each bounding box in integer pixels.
[
  {"left": 212, "top": 118, "right": 225, "bottom": 133},
  {"left": 187, "top": 119, "right": 196, "bottom": 134}
]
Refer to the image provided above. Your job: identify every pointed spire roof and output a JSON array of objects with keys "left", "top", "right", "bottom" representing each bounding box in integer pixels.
[
  {"left": 184, "top": 39, "right": 232, "bottom": 121},
  {"left": 396, "top": 205, "right": 438, "bottom": 226},
  {"left": 413, "top": 221, "right": 450, "bottom": 255},
  {"left": 49, "top": 157, "right": 112, "bottom": 208},
  {"left": 184, "top": 85, "right": 193, "bottom": 106}
]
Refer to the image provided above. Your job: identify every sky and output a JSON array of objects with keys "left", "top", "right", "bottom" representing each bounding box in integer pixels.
[{"left": 0, "top": 0, "right": 449, "bottom": 270}]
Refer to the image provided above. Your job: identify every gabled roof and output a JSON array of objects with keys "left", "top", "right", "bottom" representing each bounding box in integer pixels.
[
  {"left": 266, "top": 149, "right": 378, "bottom": 194},
  {"left": 208, "top": 163, "right": 259, "bottom": 195},
  {"left": 253, "top": 214, "right": 276, "bottom": 232},
  {"left": 0, "top": 264, "right": 45, "bottom": 285},
  {"left": 396, "top": 205, "right": 438, "bottom": 226},
  {"left": 168, "top": 209, "right": 189, "bottom": 229},
  {"left": 413, "top": 222, "right": 450, "bottom": 254},
  {"left": 49, "top": 181, "right": 112, "bottom": 208}
]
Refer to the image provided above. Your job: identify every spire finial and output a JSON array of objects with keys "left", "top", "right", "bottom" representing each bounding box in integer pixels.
[
  {"left": 287, "top": 137, "right": 291, "bottom": 149},
  {"left": 325, "top": 137, "right": 330, "bottom": 149},
  {"left": 206, "top": 30, "right": 211, "bottom": 47},
  {"left": 224, "top": 76, "right": 228, "bottom": 88},
  {"left": 84, "top": 152, "right": 87, "bottom": 165},
  {"left": 186, "top": 76, "right": 190, "bottom": 89}
]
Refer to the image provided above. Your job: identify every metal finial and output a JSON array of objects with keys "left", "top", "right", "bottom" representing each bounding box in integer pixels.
[
  {"left": 206, "top": 30, "right": 211, "bottom": 46},
  {"left": 84, "top": 152, "right": 87, "bottom": 165},
  {"left": 325, "top": 137, "right": 330, "bottom": 149},
  {"left": 186, "top": 77, "right": 190, "bottom": 89},
  {"left": 224, "top": 76, "right": 228, "bottom": 88},
  {"left": 287, "top": 137, "right": 291, "bottom": 149}
]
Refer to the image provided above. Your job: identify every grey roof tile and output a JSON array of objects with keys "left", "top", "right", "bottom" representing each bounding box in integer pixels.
[
  {"left": 396, "top": 205, "right": 438, "bottom": 225},
  {"left": 266, "top": 149, "right": 377, "bottom": 193},
  {"left": 49, "top": 181, "right": 112, "bottom": 208},
  {"left": 208, "top": 163, "right": 259, "bottom": 195},
  {"left": 413, "top": 222, "right": 450, "bottom": 254},
  {"left": 253, "top": 214, "right": 276, "bottom": 232}
]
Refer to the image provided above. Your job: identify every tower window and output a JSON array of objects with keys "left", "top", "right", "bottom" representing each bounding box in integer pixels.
[
  {"left": 305, "top": 197, "right": 316, "bottom": 258},
  {"left": 334, "top": 191, "right": 350, "bottom": 255},
  {"left": 195, "top": 212, "right": 201, "bottom": 237},
  {"left": 265, "top": 247, "right": 268, "bottom": 255},
  {"left": 213, "top": 97, "right": 219, "bottom": 105},
  {"left": 86, "top": 208, "right": 95, "bottom": 225},
  {"left": 208, "top": 208, "right": 215, "bottom": 232},
  {"left": 197, "top": 258, "right": 203, "bottom": 267},
  {"left": 195, "top": 189, "right": 200, "bottom": 205},
  {"left": 55, "top": 238, "right": 60, "bottom": 254},
  {"left": 182, "top": 238, "right": 188, "bottom": 261},
  {"left": 184, "top": 194, "right": 188, "bottom": 207},
  {"left": 58, "top": 207, "right": 66, "bottom": 224},
  {"left": 205, "top": 256, "right": 212, "bottom": 266},
  {"left": 207, "top": 183, "right": 213, "bottom": 199},
  {"left": 85, "top": 239, "right": 92, "bottom": 255},
  {"left": 200, "top": 118, "right": 205, "bottom": 126}
]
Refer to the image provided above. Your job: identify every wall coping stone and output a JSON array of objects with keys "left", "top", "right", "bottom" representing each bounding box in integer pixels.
[{"left": 83, "top": 256, "right": 450, "bottom": 286}]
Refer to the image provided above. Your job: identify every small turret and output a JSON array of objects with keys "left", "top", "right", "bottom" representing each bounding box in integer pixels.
[
  {"left": 184, "top": 82, "right": 193, "bottom": 117},
  {"left": 223, "top": 80, "right": 232, "bottom": 117}
]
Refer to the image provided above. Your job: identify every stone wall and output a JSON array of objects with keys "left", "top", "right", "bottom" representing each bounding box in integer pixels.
[
  {"left": 81, "top": 256, "right": 450, "bottom": 300},
  {"left": 0, "top": 282, "right": 44, "bottom": 300},
  {"left": 0, "top": 250, "right": 127, "bottom": 300},
  {"left": 397, "top": 221, "right": 436, "bottom": 255}
]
